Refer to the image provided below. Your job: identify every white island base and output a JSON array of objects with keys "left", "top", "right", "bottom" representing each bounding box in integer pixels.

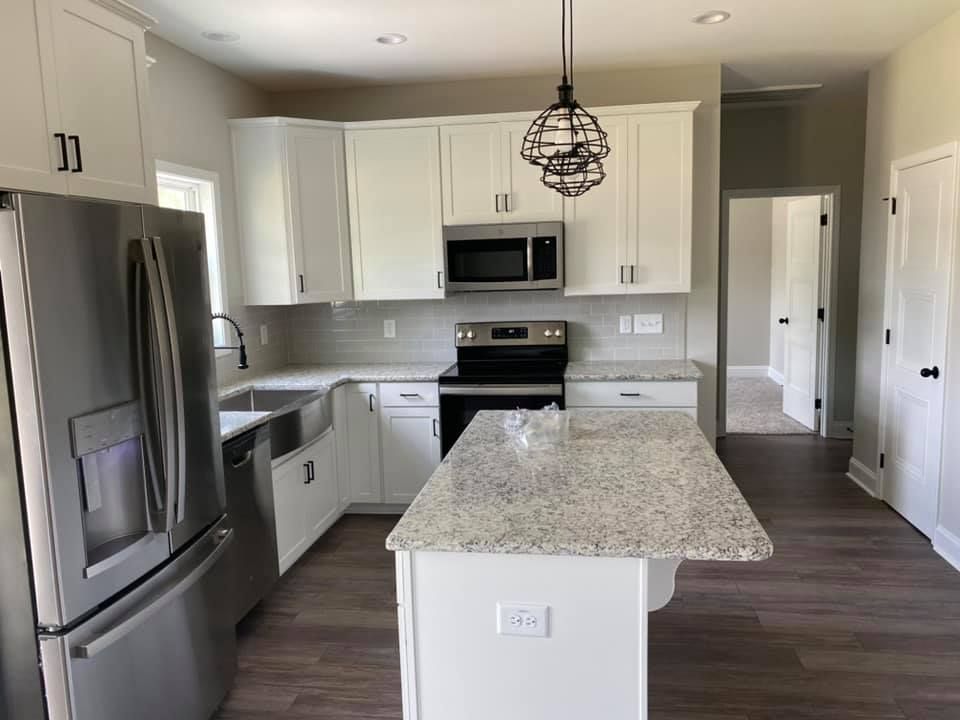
[{"left": 394, "top": 550, "right": 683, "bottom": 720}]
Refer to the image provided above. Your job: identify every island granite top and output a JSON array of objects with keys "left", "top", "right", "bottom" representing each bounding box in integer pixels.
[{"left": 386, "top": 410, "right": 773, "bottom": 562}]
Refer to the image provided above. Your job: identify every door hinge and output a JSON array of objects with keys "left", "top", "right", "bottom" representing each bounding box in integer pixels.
[
  {"left": 885, "top": 328, "right": 891, "bottom": 345},
  {"left": 814, "top": 398, "right": 822, "bottom": 411},
  {"left": 820, "top": 213, "right": 828, "bottom": 226},
  {"left": 891, "top": 198, "right": 897, "bottom": 215},
  {"left": 817, "top": 307, "right": 825, "bottom": 321},
  {"left": 880, "top": 453, "right": 885, "bottom": 469}
]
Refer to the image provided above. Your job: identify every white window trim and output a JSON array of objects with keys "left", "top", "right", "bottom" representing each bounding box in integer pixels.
[{"left": 155, "top": 160, "right": 231, "bottom": 356}]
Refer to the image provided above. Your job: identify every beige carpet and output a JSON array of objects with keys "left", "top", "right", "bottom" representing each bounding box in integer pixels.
[{"left": 726, "top": 376, "right": 814, "bottom": 435}]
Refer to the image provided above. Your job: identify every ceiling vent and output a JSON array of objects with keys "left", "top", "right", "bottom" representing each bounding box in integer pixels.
[{"left": 722, "top": 83, "right": 823, "bottom": 105}]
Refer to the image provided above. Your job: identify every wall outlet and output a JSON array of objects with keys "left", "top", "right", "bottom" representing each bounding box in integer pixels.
[
  {"left": 619, "top": 315, "right": 633, "bottom": 334},
  {"left": 497, "top": 603, "right": 549, "bottom": 638},
  {"left": 383, "top": 319, "right": 396, "bottom": 339},
  {"left": 633, "top": 313, "right": 663, "bottom": 335},
  {"left": 259, "top": 324, "right": 269, "bottom": 346}
]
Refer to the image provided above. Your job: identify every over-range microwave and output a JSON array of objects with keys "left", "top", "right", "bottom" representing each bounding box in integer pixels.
[{"left": 443, "top": 222, "right": 564, "bottom": 293}]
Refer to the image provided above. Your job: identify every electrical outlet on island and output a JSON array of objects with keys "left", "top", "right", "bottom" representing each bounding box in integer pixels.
[{"left": 383, "top": 319, "right": 397, "bottom": 339}]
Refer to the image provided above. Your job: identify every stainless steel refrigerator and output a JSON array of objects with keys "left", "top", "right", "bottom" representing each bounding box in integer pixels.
[{"left": 0, "top": 192, "right": 236, "bottom": 720}]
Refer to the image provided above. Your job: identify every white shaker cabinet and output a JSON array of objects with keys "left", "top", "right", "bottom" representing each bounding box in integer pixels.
[
  {"left": 230, "top": 119, "right": 353, "bottom": 305},
  {"left": 338, "top": 383, "right": 383, "bottom": 503},
  {"left": 0, "top": 0, "right": 155, "bottom": 203},
  {"left": 439, "top": 120, "right": 562, "bottom": 226},
  {"left": 566, "top": 381, "right": 698, "bottom": 419},
  {"left": 380, "top": 402, "right": 441, "bottom": 504},
  {"left": 564, "top": 106, "right": 696, "bottom": 296},
  {"left": 344, "top": 126, "right": 445, "bottom": 300}
]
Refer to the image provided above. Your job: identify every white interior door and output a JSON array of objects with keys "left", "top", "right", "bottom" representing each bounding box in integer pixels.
[
  {"left": 781, "top": 196, "right": 823, "bottom": 429},
  {"left": 882, "top": 151, "right": 955, "bottom": 538}
]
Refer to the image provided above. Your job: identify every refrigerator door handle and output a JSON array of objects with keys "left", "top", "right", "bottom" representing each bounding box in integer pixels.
[
  {"left": 134, "top": 262, "right": 166, "bottom": 516},
  {"left": 73, "top": 528, "right": 234, "bottom": 660},
  {"left": 151, "top": 236, "right": 187, "bottom": 525}
]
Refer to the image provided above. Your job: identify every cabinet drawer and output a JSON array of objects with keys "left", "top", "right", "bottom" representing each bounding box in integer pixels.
[
  {"left": 566, "top": 381, "right": 697, "bottom": 408},
  {"left": 380, "top": 382, "right": 439, "bottom": 407}
]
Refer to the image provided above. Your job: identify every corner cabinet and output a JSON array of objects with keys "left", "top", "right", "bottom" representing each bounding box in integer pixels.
[
  {"left": 0, "top": 0, "right": 156, "bottom": 203},
  {"left": 344, "top": 126, "right": 445, "bottom": 300},
  {"left": 439, "top": 120, "right": 562, "bottom": 225},
  {"left": 230, "top": 118, "right": 353, "bottom": 305},
  {"left": 564, "top": 104, "right": 697, "bottom": 295}
]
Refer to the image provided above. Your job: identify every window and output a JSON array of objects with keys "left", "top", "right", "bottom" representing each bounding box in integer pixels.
[{"left": 155, "top": 161, "right": 229, "bottom": 349}]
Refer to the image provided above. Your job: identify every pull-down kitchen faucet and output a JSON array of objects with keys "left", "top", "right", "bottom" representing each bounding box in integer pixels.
[{"left": 212, "top": 313, "right": 248, "bottom": 370}]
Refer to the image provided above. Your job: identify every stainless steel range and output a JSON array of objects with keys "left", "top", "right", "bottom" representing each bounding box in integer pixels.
[{"left": 438, "top": 321, "right": 568, "bottom": 456}]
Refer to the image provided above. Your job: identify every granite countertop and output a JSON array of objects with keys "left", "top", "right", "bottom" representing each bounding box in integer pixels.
[
  {"left": 219, "top": 411, "right": 271, "bottom": 443},
  {"left": 564, "top": 359, "right": 703, "bottom": 382},
  {"left": 386, "top": 410, "right": 772, "bottom": 562}
]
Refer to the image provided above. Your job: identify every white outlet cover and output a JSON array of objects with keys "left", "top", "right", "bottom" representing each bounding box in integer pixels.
[
  {"left": 497, "top": 603, "right": 549, "bottom": 638},
  {"left": 633, "top": 313, "right": 663, "bottom": 335},
  {"left": 619, "top": 315, "right": 633, "bottom": 334},
  {"left": 259, "top": 324, "right": 269, "bottom": 346},
  {"left": 383, "top": 319, "right": 397, "bottom": 339}
]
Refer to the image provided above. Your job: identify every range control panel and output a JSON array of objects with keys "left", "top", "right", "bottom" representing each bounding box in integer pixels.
[{"left": 455, "top": 321, "right": 567, "bottom": 348}]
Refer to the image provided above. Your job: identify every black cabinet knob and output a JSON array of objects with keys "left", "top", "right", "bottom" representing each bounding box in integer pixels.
[
  {"left": 920, "top": 366, "right": 940, "bottom": 379},
  {"left": 778, "top": 317, "right": 789, "bottom": 325}
]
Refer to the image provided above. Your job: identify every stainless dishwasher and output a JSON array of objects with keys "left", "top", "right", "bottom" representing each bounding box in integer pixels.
[{"left": 222, "top": 425, "right": 279, "bottom": 623}]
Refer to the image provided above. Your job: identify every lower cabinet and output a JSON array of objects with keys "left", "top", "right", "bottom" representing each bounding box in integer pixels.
[
  {"left": 337, "top": 382, "right": 383, "bottom": 504},
  {"left": 566, "top": 381, "right": 699, "bottom": 419},
  {"left": 273, "top": 430, "right": 339, "bottom": 575},
  {"left": 380, "top": 405, "right": 441, "bottom": 503}
]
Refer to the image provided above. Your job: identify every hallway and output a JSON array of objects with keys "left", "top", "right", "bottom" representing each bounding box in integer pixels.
[{"left": 216, "top": 435, "right": 960, "bottom": 720}]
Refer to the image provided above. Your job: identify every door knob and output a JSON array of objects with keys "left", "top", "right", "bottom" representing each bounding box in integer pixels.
[
  {"left": 920, "top": 366, "right": 940, "bottom": 379},
  {"left": 778, "top": 317, "right": 789, "bottom": 325}
]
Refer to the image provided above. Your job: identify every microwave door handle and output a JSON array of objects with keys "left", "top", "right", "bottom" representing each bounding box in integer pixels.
[
  {"left": 527, "top": 236, "right": 534, "bottom": 282},
  {"left": 137, "top": 239, "right": 178, "bottom": 531},
  {"left": 151, "top": 236, "right": 187, "bottom": 524}
]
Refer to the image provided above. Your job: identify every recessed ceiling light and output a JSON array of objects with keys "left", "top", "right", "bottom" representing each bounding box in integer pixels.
[
  {"left": 376, "top": 33, "right": 408, "bottom": 45},
  {"left": 692, "top": 10, "right": 731, "bottom": 25},
  {"left": 201, "top": 31, "right": 240, "bottom": 43}
]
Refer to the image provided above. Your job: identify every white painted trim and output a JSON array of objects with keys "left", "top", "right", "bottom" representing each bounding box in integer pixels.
[
  {"left": 847, "top": 457, "right": 880, "bottom": 498},
  {"left": 227, "top": 116, "right": 346, "bottom": 130},
  {"left": 934, "top": 526, "right": 960, "bottom": 573},
  {"left": 768, "top": 367, "right": 785, "bottom": 385},
  {"left": 727, "top": 365, "right": 770, "bottom": 378},
  {"left": 395, "top": 551, "right": 420, "bottom": 720},
  {"left": 90, "top": 0, "right": 156, "bottom": 27},
  {"left": 638, "top": 559, "right": 649, "bottom": 720},
  {"left": 828, "top": 420, "right": 854, "bottom": 439}
]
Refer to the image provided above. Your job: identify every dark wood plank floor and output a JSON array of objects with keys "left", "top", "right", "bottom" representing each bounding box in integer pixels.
[{"left": 215, "top": 435, "right": 960, "bottom": 720}]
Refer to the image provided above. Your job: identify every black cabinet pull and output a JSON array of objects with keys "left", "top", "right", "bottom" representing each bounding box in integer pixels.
[
  {"left": 437, "top": 271, "right": 443, "bottom": 289},
  {"left": 630, "top": 265, "right": 636, "bottom": 284},
  {"left": 504, "top": 193, "right": 510, "bottom": 212},
  {"left": 778, "top": 317, "right": 789, "bottom": 325},
  {"left": 495, "top": 194, "right": 502, "bottom": 213},
  {"left": 433, "top": 418, "right": 439, "bottom": 438},
  {"left": 68, "top": 135, "right": 83, "bottom": 173},
  {"left": 920, "top": 366, "right": 940, "bottom": 379},
  {"left": 54, "top": 133, "right": 69, "bottom": 171},
  {"left": 620, "top": 392, "right": 642, "bottom": 397},
  {"left": 400, "top": 393, "right": 421, "bottom": 398},
  {"left": 620, "top": 265, "right": 625, "bottom": 284},
  {"left": 303, "top": 463, "right": 311, "bottom": 484},
  {"left": 369, "top": 393, "right": 375, "bottom": 412},
  {"left": 298, "top": 274, "right": 305, "bottom": 293},
  {"left": 308, "top": 460, "right": 315, "bottom": 482}
]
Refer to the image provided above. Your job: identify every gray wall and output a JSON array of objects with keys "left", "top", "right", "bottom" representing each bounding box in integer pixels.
[
  {"left": 727, "top": 198, "right": 773, "bottom": 368},
  {"left": 145, "top": 35, "right": 290, "bottom": 387},
  {"left": 271, "top": 64, "right": 723, "bottom": 442},
  {"left": 854, "top": 9, "right": 960, "bottom": 545},
  {"left": 721, "top": 81, "right": 868, "bottom": 424}
]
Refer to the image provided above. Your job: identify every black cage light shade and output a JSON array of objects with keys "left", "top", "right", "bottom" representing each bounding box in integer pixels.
[{"left": 541, "top": 152, "right": 606, "bottom": 198}]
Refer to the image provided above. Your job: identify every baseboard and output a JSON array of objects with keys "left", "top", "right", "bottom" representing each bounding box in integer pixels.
[
  {"left": 828, "top": 420, "right": 854, "bottom": 439},
  {"left": 846, "top": 457, "right": 880, "bottom": 498},
  {"left": 346, "top": 502, "right": 408, "bottom": 515},
  {"left": 728, "top": 365, "right": 770, "bottom": 378},
  {"left": 767, "top": 367, "right": 785, "bottom": 385},
  {"left": 934, "top": 526, "right": 960, "bottom": 573}
]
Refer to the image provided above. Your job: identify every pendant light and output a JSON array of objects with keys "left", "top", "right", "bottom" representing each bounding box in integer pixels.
[{"left": 521, "top": 0, "right": 609, "bottom": 197}]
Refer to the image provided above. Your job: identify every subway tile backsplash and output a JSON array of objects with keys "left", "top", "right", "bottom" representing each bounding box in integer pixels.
[
  {"left": 286, "top": 291, "right": 687, "bottom": 364},
  {"left": 215, "top": 305, "right": 290, "bottom": 387}
]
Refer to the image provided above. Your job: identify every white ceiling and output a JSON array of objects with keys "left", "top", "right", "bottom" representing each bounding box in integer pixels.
[{"left": 136, "top": 0, "right": 960, "bottom": 92}]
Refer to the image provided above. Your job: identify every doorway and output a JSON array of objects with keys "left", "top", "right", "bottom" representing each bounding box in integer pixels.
[{"left": 719, "top": 187, "right": 841, "bottom": 438}]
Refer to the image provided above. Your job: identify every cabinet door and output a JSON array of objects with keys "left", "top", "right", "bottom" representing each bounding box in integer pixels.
[
  {"left": 381, "top": 406, "right": 441, "bottom": 504},
  {"left": 273, "top": 454, "right": 310, "bottom": 575},
  {"left": 345, "top": 127, "right": 444, "bottom": 300},
  {"left": 563, "top": 115, "right": 630, "bottom": 296},
  {"left": 342, "top": 384, "right": 383, "bottom": 503},
  {"left": 303, "top": 432, "right": 340, "bottom": 544},
  {"left": 439, "top": 123, "right": 503, "bottom": 225},
  {"left": 286, "top": 125, "right": 353, "bottom": 303},
  {"left": 500, "top": 121, "right": 563, "bottom": 223},
  {"left": 0, "top": 0, "right": 67, "bottom": 194},
  {"left": 625, "top": 112, "right": 693, "bottom": 293},
  {"left": 49, "top": 0, "right": 155, "bottom": 203}
]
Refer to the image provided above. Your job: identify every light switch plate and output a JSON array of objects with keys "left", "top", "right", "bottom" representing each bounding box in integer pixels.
[
  {"left": 259, "top": 324, "right": 269, "bottom": 346},
  {"left": 619, "top": 315, "right": 633, "bottom": 334},
  {"left": 497, "top": 603, "right": 550, "bottom": 638},
  {"left": 383, "top": 319, "right": 397, "bottom": 339},
  {"left": 633, "top": 313, "right": 663, "bottom": 335}
]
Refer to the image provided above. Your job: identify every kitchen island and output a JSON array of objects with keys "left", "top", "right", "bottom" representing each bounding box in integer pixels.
[{"left": 386, "top": 410, "right": 772, "bottom": 720}]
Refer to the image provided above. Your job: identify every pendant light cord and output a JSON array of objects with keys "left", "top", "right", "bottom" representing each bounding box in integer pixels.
[
  {"left": 569, "top": 0, "right": 574, "bottom": 85},
  {"left": 561, "top": 0, "right": 568, "bottom": 84}
]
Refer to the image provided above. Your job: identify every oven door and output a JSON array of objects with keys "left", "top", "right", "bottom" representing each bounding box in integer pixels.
[{"left": 439, "top": 384, "right": 564, "bottom": 456}]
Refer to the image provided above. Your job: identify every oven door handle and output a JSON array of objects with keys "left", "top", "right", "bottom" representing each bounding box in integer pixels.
[{"left": 439, "top": 384, "right": 563, "bottom": 397}]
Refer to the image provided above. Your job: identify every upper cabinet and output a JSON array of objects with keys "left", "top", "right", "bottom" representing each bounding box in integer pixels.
[
  {"left": 564, "top": 105, "right": 697, "bottom": 296},
  {"left": 0, "top": 0, "right": 155, "bottom": 203},
  {"left": 230, "top": 118, "right": 353, "bottom": 305},
  {"left": 440, "top": 120, "right": 562, "bottom": 226},
  {"left": 345, "top": 126, "right": 445, "bottom": 300}
]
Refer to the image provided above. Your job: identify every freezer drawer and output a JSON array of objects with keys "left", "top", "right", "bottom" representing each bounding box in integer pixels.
[{"left": 39, "top": 517, "right": 237, "bottom": 720}]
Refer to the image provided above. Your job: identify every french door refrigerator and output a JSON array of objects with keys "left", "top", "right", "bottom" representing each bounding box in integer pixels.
[{"left": 0, "top": 192, "right": 236, "bottom": 720}]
